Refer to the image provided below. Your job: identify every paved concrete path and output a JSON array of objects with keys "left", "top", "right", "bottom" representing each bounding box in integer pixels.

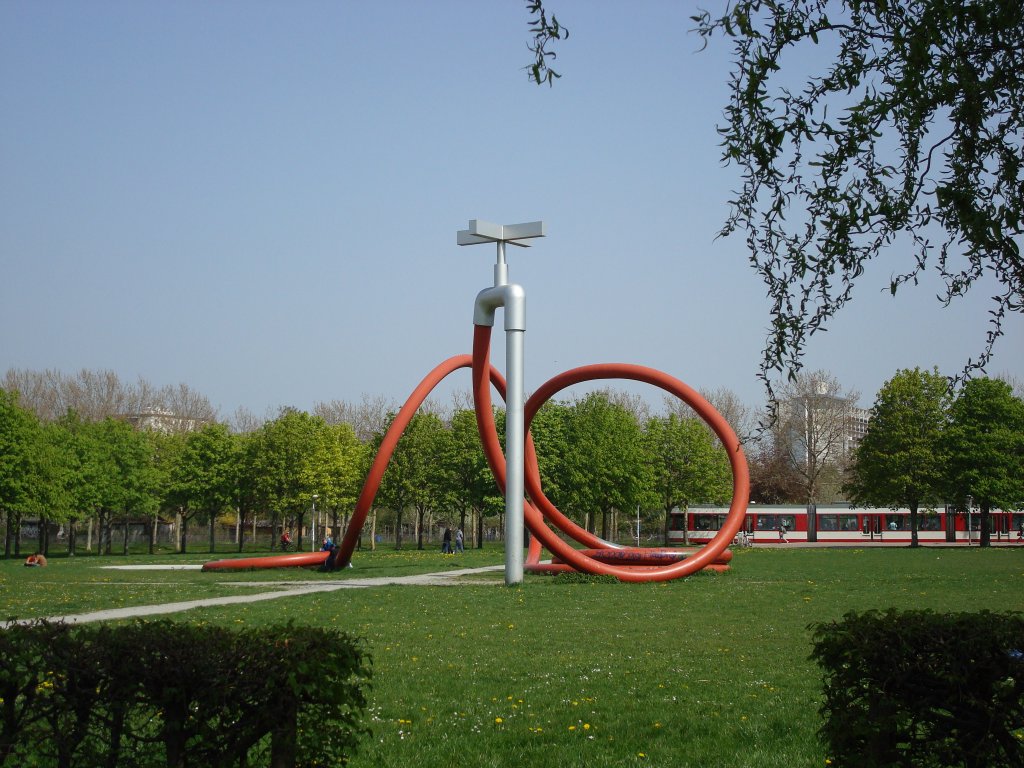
[{"left": 3, "top": 565, "right": 504, "bottom": 628}]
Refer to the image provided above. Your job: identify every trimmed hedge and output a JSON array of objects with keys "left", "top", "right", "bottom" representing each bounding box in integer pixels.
[
  {"left": 810, "top": 609, "right": 1024, "bottom": 768},
  {"left": 0, "top": 619, "right": 371, "bottom": 767}
]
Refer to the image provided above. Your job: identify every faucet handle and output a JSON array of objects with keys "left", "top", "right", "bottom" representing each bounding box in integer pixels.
[{"left": 457, "top": 219, "right": 545, "bottom": 248}]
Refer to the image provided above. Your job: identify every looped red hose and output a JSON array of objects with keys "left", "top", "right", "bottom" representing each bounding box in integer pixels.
[{"left": 331, "top": 325, "right": 749, "bottom": 583}]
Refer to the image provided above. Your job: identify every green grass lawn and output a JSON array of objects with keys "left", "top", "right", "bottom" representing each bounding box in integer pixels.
[
  {"left": 2, "top": 546, "right": 1021, "bottom": 767},
  {"left": 0, "top": 545, "right": 505, "bottom": 619}
]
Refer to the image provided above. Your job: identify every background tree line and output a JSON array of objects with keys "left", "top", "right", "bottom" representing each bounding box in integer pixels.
[
  {"left": 3, "top": 365, "right": 1022, "bottom": 556},
  {"left": 847, "top": 369, "right": 1024, "bottom": 547}
]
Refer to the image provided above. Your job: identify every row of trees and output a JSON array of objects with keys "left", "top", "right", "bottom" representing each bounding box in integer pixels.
[
  {"left": 848, "top": 371, "right": 1024, "bottom": 547},
  {"left": 0, "top": 382, "right": 735, "bottom": 557},
  {"left": 740, "top": 368, "right": 1024, "bottom": 537},
  {"left": 4, "top": 364, "right": 1021, "bottom": 555},
  {"left": 0, "top": 394, "right": 368, "bottom": 557}
]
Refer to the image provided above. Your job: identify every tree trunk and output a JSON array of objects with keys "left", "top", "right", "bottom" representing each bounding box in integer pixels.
[
  {"left": 416, "top": 508, "right": 426, "bottom": 550},
  {"left": 270, "top": 700, "right": 298, "bottom": 768},
  {"left": 98, "top": 510, "right": 111, "bottom": 555},
  {"left": 103, "top": 701, "right": 128, "bottom": 768},
  {"left": 68, "top": 521, "right": 76, "bottom": 556},
  {"left": 122, "top": 514, "right": 129, "bottom": 555},
  {"left": 980, "top": 502, "right": 992, "bottom": 547},
  {"left": 909, "top": 503, "right": 920, "bottom": 548},
  {"left": 370, "top": 509, "right": 377, "bottom": 551},
  {"left": 149, "top": 512, "right": 157, "bottom": 555},
  {"left": 269, "top": 513, "right": 277, "bottom": 550},
  {"left": 395, "top": 509, "right": 404, "bottom": 550},
  {"left": 162, "top": 715, "right": 188, "bottom": 768},
  {"left": 4, "top": 514, "right": 13, "bottom": 558}
]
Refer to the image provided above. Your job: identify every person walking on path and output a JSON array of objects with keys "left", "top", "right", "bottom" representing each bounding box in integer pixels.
[
  {"left": 455, "top": 528, "right": 464, "bottom": 554},
  {"left": 442, "top": 527, "right": 453, "bottom": 554},
  {"left": 778, "top": 523, "right": 789, "bottom": 544}
]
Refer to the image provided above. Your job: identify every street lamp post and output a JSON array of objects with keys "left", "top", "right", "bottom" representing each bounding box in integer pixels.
[
  {"left": 311, "top": 494, "right": 319, "bottom": 552},
  {"left": 966, "top": 494, "right": 972, "bottom": 546}
]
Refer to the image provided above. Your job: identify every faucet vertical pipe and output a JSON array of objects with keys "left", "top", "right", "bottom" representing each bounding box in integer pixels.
[
  {"left": 504, "top": 326, "right": 524, "bottom": 585},
  {"left": 473, "top": 241, "right": 526, "bottom": 586},
  {"left": 495, "top": 241, "right": 508, "bottom": 287}
]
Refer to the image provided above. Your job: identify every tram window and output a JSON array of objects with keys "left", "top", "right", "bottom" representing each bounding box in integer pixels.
[
  {"left": 818, "top": 515, "right": 855, "bottom": 531},
  {"left": 965, "top": 513, "right": 997, "bottom": 532},
  {"left": 886, "top": 516, "right": 904, "bottom": 531},
  {"left": 756, "top": 514, "right": 796, "bottom": 531},
  {"left": 818, "top": 515, "right": 839, "bottom": 531},
  {"left": 967, "top": 514, "right": 995, "bottom": 532},
  {"left": 918, "top": 515, "right": 942, "bottom": 531},
  {"left": 694, "top": 515, "right": 726, "bottom": 531}
]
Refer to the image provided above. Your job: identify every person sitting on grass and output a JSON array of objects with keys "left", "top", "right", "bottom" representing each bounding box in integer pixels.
[
  {"left": 320, "top": 540, "right": 340, "bottom": 571},
  {"left": 24, "top": 552, "right": 47, "bottom": 567}
]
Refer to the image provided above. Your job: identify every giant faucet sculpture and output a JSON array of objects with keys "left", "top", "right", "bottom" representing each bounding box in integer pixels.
[{"left": 204, "top": 220, "right": 750, "bottom": 582}]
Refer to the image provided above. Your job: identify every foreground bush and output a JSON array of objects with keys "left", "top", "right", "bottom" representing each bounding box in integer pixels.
[
  {"left": 810, "top": 609, "right": 1024, "bottom": 768},
  {"left": 0, "top": 619, "right": 371, "bottom": 767}
]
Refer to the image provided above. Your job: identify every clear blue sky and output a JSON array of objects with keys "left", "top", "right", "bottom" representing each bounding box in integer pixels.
[{"left": 3, "top": 1, "right": 1021, "bottom": 421}]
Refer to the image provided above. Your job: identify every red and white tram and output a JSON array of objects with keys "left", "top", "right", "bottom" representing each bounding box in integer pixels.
[{"left": 672, "top": 504, "right": 1024, "bottom": 545}]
